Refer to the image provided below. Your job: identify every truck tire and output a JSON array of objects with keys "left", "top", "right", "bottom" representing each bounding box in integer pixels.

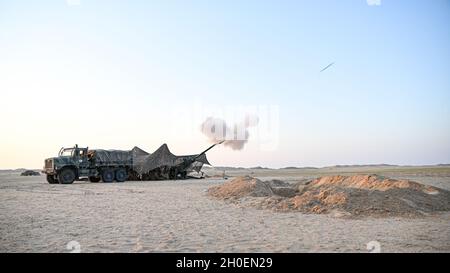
[
  {"left": 179, "top": 171, "right": 187, "bottom": 179},
  {"left": 115, "top": 168, "right": 128, "bottom": 182},
  {"left": 89, "top": 176, "right": 101, "bottom": 183},
  {"left": 58, "top": 168, "right": 76, "bottom": 184},
  {"left": 102, "top": 169, "right": 115, "bottom": 183},
  {"left": 46, "top": 175, "right": 58, "bottom": 184}
]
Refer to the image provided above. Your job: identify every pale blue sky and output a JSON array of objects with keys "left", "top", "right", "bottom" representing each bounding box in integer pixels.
[{"left": 0, "top": 0, "right": 449, "bottom": 168}]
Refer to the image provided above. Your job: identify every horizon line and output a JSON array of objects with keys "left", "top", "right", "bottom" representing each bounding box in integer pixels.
[{"left": 3, "top": 163, "right": 450, "bottom": 171}]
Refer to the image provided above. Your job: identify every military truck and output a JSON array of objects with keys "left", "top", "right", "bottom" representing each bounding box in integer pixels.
[
  {"left": 42, "top": 142, "right": 221, "bottom": 184},
  {"left": 43, "top": 145, "right": 132, "bottom": 184}
]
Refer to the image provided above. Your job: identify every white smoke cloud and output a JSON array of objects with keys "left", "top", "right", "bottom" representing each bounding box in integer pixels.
[{"left": 200, "top": 114, "right": 259, "bottom": 150}]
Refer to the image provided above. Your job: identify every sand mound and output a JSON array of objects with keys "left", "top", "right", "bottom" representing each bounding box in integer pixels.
[
  {"left": 309, "top": 175, "right": 438, "bottom": 193},
  {"left": 208, "top": 176, "right": 273, "bottom": 199},
  {"left": 208, "top": 175, "right": 450, "bottom": 218}
]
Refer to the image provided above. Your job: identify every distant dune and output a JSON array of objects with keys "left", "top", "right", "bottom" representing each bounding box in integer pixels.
[
  {"left": 280, "top": 167, "right": 318, "bottom": 170},
  {"left": 329, "top": 164, "right": 398, "bottom": 168},
  {"left": 204, "top": 164, "right": 450, "bottom": 171},
  {"left": 0, "top": 168, "right": 28, "bottom": 173},
  {"left": 250, "top": 166, "right": 270, "bottom": 170}
]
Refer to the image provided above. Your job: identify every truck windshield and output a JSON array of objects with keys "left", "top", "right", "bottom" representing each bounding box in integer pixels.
[{"left": 60, "top": 148, "right": 74, "bottom": 157}]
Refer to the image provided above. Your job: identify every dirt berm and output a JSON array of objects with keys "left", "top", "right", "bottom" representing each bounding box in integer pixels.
[{"left": 208, "top": 175, "right": 450, "bottom": 218}]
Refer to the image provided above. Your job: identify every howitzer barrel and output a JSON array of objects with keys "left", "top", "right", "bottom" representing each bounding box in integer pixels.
[
  {"left": 176, "top": 141, "right": 225, "bottom": 173},
  {"left": 193, "top": 140, "right": 225, "bottom": 160}
]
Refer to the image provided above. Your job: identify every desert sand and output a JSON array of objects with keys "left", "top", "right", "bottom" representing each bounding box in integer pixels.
[{"left": 1, "top": 166, "right": 449, "bottom": 253}]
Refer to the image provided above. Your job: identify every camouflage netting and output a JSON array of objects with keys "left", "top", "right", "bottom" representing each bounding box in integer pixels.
[
  {"left": 90, "top": 144, "right": 210, "bottom": 180},
  {"left": 133, "top": 144, "right": 209, "bottom": 174}
]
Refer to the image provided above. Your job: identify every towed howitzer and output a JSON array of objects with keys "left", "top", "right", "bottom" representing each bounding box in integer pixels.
[{"left": 173, "top": 141, "right": 225, "bottom": 178}]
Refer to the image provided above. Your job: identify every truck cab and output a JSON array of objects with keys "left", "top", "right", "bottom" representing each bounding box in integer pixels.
[{"left": 43, "top": 144, "right": 92, "bottom": 184}]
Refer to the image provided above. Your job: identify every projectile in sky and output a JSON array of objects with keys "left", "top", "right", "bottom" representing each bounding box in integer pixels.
[{"left": 320, "top": 62, "right": 335, "bottom": 72}]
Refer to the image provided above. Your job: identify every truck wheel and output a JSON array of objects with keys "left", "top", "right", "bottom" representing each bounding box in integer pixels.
[
  {"left": 102, "top": 169, "right": 115, "bottom": 183},
  {"left": 46, "top": 175, "right": 58, "bottom": 184},
  {"left": 89, "top": 176, "right": 101, "bottom": 183},
  {"left": 58, "top": 168, "right": 76, "bottom": 184},
  {"left": 115, "top": 168, "right": 128, "bottom": 182}
]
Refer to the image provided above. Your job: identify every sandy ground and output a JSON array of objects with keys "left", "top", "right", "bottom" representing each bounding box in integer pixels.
[{"left": 1, "top": 167, "right": 449, "bottom": 253}]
